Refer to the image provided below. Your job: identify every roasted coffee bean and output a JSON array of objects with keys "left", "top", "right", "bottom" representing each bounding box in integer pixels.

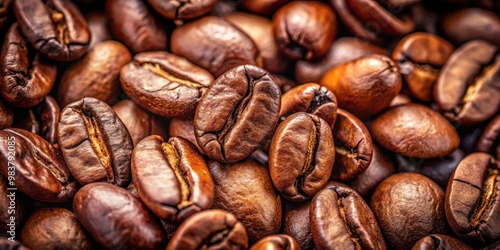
[
  {"left": 210, "top": 160, "right": 282, "bottom": 243},
  {"left": 0, "top": 176, "right": 24, "bottom": 237},
  {"left": 13, "top": 0, "right": 90, "bottom": 61},
  {"left": 441, "top": 8, "right": 500, "bottom": 47},
  {"left": 120, "top": 51, "right": 213, "bottom": 118},
  {"left": 57, "top": 41, "right": 131, "bottom": 107},
  {"left": 12, "top": 96, "right": 61, "bottom": 146},
  {"left": 269, "top": 112, "right": 335, "bottom": 201},
  {"left": 168, "top": 118, "right": 201, "bottom": 152},
  {"left": 131, "top": 136, "right": 213, "bottom": 222},
  {"left": 0, "top": 100, "right": 13, "bottom": 130},
  {"left": 171, "top": 16, "right": 262, "bottom": 78},
  {"left": 106, "top": 0, "right": 168, "bottom": 53},
  {"left": 445, "top": 153, "right": 500, "bottom": 243},
  {"left": 225, "top": 12, "right": 288, "bottom": 74},
  {"left": 20, "top": 207, "right": 95, "bottom": 250},
  {"left": 295, "top": 37, "right": 388, "bottom": 84},
  {"left": 476, "top": 114, "right": 500, "bottom": 160},
  {"left": 85, "top": 11, "right": 112, "bottom": 49},
  {"left": 194, "top": 65, "right": 280, "bottom": 163},
  {"left": 73, "top": 182, "right": 167, "bottom": 250},
  {"left": 166, "top": 209, "right": 248, "bottom": 250},
  {"left": 283, "top": 201, "right": 314, "bottom": 250},
  {"left": 113, "top": 100, "right": 168, "bottom": 146},
  {"left": 330, "top": 0, "right": 415, "bottom": 43},
  {"left": 250, "top": 234, "right": 301, "bottom": 250},
  {"left": 434, "top": 40, "right": 500, "bottom": 126},
  {"left": 58, "top": 97, "right": 133, "bottom": 187},
  {"left": 392, "top": 32, "right": 454, "bottom": 102},
  {"left": 0, "top": 238, "right": 30, "bottom": 250},
  {"left": 347, "top": 145, "right": 396, "bottom": 198},
  {"left": 331, "top": 109, "right": 373, "bottom": 181},
  {"left": 371, "top": 103, "right": 460, "bottom": 158},
  {"left": 0, "top": 128, "right": 77, "bottom": 203},
  {"left": 241, "top": 0, "right": 289, "bottom": 15},
  {"left": 0, "top": 23, "right": 57, "bottom": 108},
  {"left": 0, "top": 0, "right": 12, "bottom": 29},
  {"left": 279, "top": 83, "right": 338, "bottom": 127},
  {"left": 321, "top": 54, "right": 402, "bottom": 119},
  {"left": 396, "top": 148, "right": 465, "bottom": 188},
  {"left": 147, "top": 0, "right": 217, "bottom": 20},
  {"left": 371, "top": 173, "right": 448, "bottom": 249},
  {"left": 273, "top": 1, "right": 337, "bottom": 60},
  {"left": 412, "top": 234, "right": 472, "bottom": 250},
  {"left": 310, "top": 182, "right": 386, "bottom": 250}
]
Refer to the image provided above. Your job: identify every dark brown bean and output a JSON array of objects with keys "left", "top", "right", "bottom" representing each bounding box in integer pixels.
[
  {"left": 411, "top": 234, "right": 472, "bottom": 250},
  {"left": 476, "top": 114, "right": 500, "bottom": 160},
  {"left": 147, "top": 0, "right": 217, "bottom": 20},
  {"left": 250, "top": 234, "right": 301, "bottom": 250},
  {"left": 441, "top": 8, "right": 500, "bottom": 47}
]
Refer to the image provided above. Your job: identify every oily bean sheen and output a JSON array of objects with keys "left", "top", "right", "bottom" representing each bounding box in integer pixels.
[
  {"left": 58, "top": 97, "right": 133, "bottom": 187},
  {"left": 371, "top": 173, "right": 448, "bottom": 249},
  {"left": 73, "top": 182, "right": 167, "bottom": 250},
  {"left": 273, "top": 1, "right": 337, "bottom": 60},
  {"left": 320, "top": 54, "right": 402, "bottom": 119},
  {"left": 476, "top": 114, "right": 500, "bottom": 160},
  {"left": 280, "top": 83, "right": 338, "bottom": 127},
  {"left": 250, "top": 234, "right": 301, "bottom": 250},
  {"left": 131, "top": 136, "right": 214, "bottom": 223},
  {"left": 210, "top": 161, "right": 282, "bottom": 244},
  {"left": 171, "top": 16, "right": 262, "bottom": 78},
  {"left": 194, "top": 65, "right": 280, "bottom": 163},
  {"left": 371, "top": 103, "right": 460, "bottom": 158},
  {"left": 113, "top": 100, "right": 168, "bottom": 146},
  {"left": 332, "top": 109, "right": 373, "bottom": 181},
  {"left": 392, "top": 32, "right": 454, "bottom": 102},
  {"left": 13, "top": 0, "right": 90, "bottom": 61},
  {"left": 310, "top": 183, "right": 386, "bottom": 250},
  {"left": 225, "top": 12, "right": 288, "bottom": 74},
  {"left": 295, "top": 37, "right": 388, "bottom": 84},
  {"left": 57, "top": 41, "right": 131, "bottom": 107},
  {"left": 330, "top": 0, "right": 415, "bottom": 43},
  {"left": 166, "top": 209, "right": 248, "bottom": 250},
  {"left": 269, "top": 112, "right": 335, "bottom": 202},
  {"left": 20, "top": 208, "right": 95, "bottom": 250},
  {"left": 0, "top": 100, "right": 13, "bottom": 130},
  {"left": 0, "top": 128, "right": 77, "bottom": 203},
  {"left": 120, "top": 51, "right": 213, "bottom": 118},
  {"left": 445, "top": 153, "right": 500, "bottom": 243},
  {"left": 0, "top": 23, "right": 57, "bottom": 108},
  {"left": 106, "top": 0, "right": 168, "bottom": 53},
  {"left": 434, "top": 40, "right": 500, "bottom": 126},
  {"left": 441, "top": 8, "right": 500, "bottom": 47},
  {"left": 411, "top": 234, "right": 472, "bottom": 250},
  {"left": 147, "top": 0, "right": 217, "bottom": 20}
]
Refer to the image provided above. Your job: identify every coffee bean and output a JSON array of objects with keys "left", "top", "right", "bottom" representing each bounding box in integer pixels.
[
  {"left": 442, "top": 8, "right": 500, "bottom": 47},
  {"left": 0, "top": 23, "right": 57, "bottom": 108},
  {"left": 250, "top": 234, "right": 301, "bottom": 250},
  {"left": 371, "top": 173, "right": 449, "bottom": 249},
  {"left": 13, "top": 0, "right": 90, "bottom": 61},
  {"left": 0, "top": 128, "right": 77, "bottom": 203},
  {"left": 273, "top": 1, "right": 337, "bottom": 60},
  {"left": 58, "top": 97, "right": 133, "bottom": 187},
  {"left": 166, "top": 209, "right": 248, "bottom": 250},
  {"left": 20, "top": 207, "right": 95, "bottom": 250},
  {"left": 73, "top": 182, "right": 167, "bottom": 250},
  {"left": 392, "top": 32, "right": 454, "bottom": 102},
  {"left": 445, "top": 152, "right": 500, "bottom": 243},
  {"left": 168, "top": 118, "right": 201, "bottom": 152},
  {"left": 120, "top": 51, "right": 213, "bottom": 118},
  {"left": 310, "top": 182, "right": 386, "bottom": 250},
  {"left": 241, "top": 0, "right": 288, "bottom": 15},
  {"left": 412, "top": 234, "right": 472, "bottom": 250},
  {"left": 147, "top": 0, "right": 217, "bottom": 20},
  {"left": 194, "top": 65, "right": 280, "bottom": 163},
  {"left": 283, "top": 201, "right": 314, "bottom": 250},
  {"left": 476, "top": 114, "right": 500, "bottom": 160},
  {"left": 171, "top": 16, "right": 262, "bottom": 78},
  {"left": 269, "top": 112, "right": 335, "bottom": 201},
  {"left": 434, "top": 40, "right": 500, "bottom": 126},
  {"left": 131, "top": 136, "right": 213, "bottom": 222},
  {"left": 321, "top": 54, "right": 402, "bottom": 119},
  {"left": 84, "top": 11, "right": 112, "bottom": 49},
  {"left": 371, "top": 103, "right": 460, "bottom": 158}
]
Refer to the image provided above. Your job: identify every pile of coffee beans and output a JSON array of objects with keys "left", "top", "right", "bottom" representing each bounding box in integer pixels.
[{"left": 0, "top": 0, "right": 499, "bottom": 249}]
